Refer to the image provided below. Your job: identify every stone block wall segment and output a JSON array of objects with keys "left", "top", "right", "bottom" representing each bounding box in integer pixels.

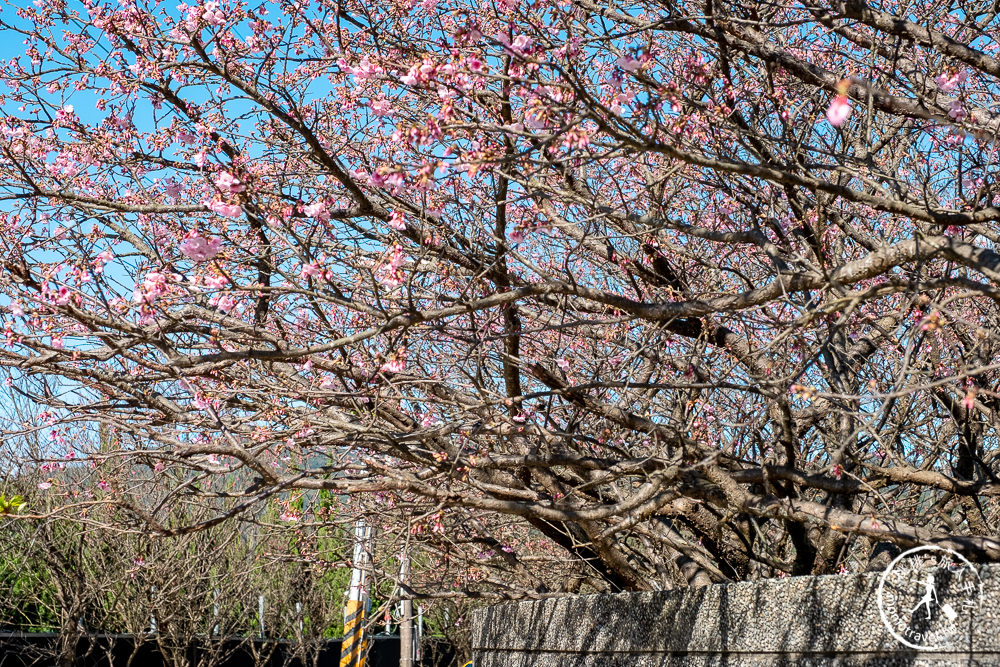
[{"left": 470, "top": 564, "right": 1000, "bottom": 666}]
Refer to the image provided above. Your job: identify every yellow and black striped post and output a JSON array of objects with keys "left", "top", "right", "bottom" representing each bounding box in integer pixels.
[
  {"left": 340, "top": 597, "right": 366, "bottom": 667},
  {"left": 340, "top": 520, "right": 371, "bottom": 667}
]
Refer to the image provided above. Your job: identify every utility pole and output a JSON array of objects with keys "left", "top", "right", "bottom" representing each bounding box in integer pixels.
[
  {"left": 340, "top": 519, "right": 372, "bottom": 667},
  {"left": 399, "top": 554, "right": 414, "bottom": 667}
]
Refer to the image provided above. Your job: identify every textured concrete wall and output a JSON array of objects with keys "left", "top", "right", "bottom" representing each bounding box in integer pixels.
[{"left": 471, "top": 563, "right": 1000, "bottom": 666}]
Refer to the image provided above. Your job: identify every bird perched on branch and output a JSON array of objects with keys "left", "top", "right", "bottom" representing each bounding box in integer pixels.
[{"left": 641, "top": 242, "right": 688, "bottom": 295}]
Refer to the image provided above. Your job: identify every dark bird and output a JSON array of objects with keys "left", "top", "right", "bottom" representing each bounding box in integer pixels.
[{"left": 641, "top": 243, "right": 687, "bottom": 293}]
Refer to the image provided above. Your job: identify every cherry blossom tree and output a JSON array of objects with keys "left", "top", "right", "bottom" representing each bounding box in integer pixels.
[{"left": 2, "top": 0, "right": 1000, "bottom": 597}]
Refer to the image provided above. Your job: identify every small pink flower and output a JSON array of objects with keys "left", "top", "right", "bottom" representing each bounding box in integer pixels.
[
  {"left": 962, "top": 390, "right": 976, "bottom": 411},
  {"left": 164, "top": 180, "right": 182, "bottom": 198},
  {"left": 38, "top": 481, "right": 53, "bottom": 490},
  {"left": 97, "top": 480, "right": 109, "bottom": 491},
  {"left": 826, "top": 94, "right": 851, "bottom": 126},
  {"left": 303, "top": 200, "right": 330, "bottom": 221},
  {"left": 934, "top": 70, "right": 966, "bottom": 92},
  {"left": 511, "top": 35, "right": 533, "bottom": 56},
  {"left": 370, "top": 99, "right": 392, "bottom": 116},
  {"left": 375, "top": 245, "right": 408, "bottom": 286},
  {"left": 204, "top": 274, "right": 228, "bottom": 290},
  {"left": 616, "top": 55, "right": 641, "bottom": 72},
  {"left": 210, "top": 293, "right": 236, "bottom": 312},
  {"left": 300, "top": 262, "right": 322, "bottom": 279},
  {"left": 948, "top": 100, "right": 967, "bottom": 121},
  {"left": 214, "top": 171, "right": 245, "bottom": 194},
  {"left": 467, "top": 55, "right": 485, "bottom": 72},
  {"left": 192, "top": 391, "right": 213, "bottom": 409},
  {"left": 556, "top": 358, "right": 571, "bottom": 371},
  {"left": 388, "top": 210, "right": 406, "bottom": 231},
  {"left": 205, "top": 200, "right": 242, "bottom": 217},
  {"left": 380, "top": 348, "right": 407, "bottom": 373},
  {"left": 179, "top": 234, "right": 223, "bottom": 261},
  {"left": 280, "top": 511, "right": 301, "bottom": 522},
  {"left": 202, "top": 1, "right": 224, "bottom": 26},
  {"left": 380, "top": 356, "right": 406, "bottom": 373},
  {"left": 55, "top": 286, "right": 73, "bottom": 305}
]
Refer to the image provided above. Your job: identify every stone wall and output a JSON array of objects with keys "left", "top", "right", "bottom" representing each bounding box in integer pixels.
[{"left": 471, "top": 562, "right": 1000, "bottom": 666}]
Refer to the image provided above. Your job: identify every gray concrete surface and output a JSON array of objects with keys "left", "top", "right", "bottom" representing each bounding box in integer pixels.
[{"left": 471, "top": 560, "right": 1000, "bottom": 665}]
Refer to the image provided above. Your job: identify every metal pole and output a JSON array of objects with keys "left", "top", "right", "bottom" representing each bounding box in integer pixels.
[
  {"left": 259, "top": 594, "right": 266, "bottom": 639},
  {"left": 340, "top": 519, "right": 371, "bottom": 667},
  {"left": 399, "top": 555, "right": 414, "bottom": 667},
  {"left": 416, "top": 605, "right": 423, "bottom": 663},
  {"left": 150, "top": 586, "right": 157, "bottom": 634}
]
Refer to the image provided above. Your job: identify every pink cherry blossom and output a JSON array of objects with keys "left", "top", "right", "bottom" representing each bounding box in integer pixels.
[
  {"left": 511, "top": 35, "right": 533, "bottom": 56},
  {"left": 210, "top": 293, "right": 236, "bottom": 313},
  {"left": 934, "top": 70, "right": 967, "bottom": 92},
  {"left": 202, "top": 1, "right": 224, "bottom": 26},
  {"left": 370, "top": 99, "right": 392, "bottom": 116},
  {"left": 93, "top": 250, "right": 114, "bottom": 275},
  {"left": 205, "top": 200, "right": 242, "bottom": 217},
  {"left": 303, "top": 201, "right": 330, "bottom": 221},
  {"left": 55, "top": 105, "right": 75, "bottom": 123},
  {"left": 467, "top": 55, "right": 485, "bottom": 72},
  {"left": 192, "top": 391, "right": 214, "bottom": 409},
  {"left": 826, "top": 94, "right": 851, "bottom": 126},
  {"left": 338, "top": 56, "right": 383, "bottom": 82},
  {"left": 388, "top": 210, "right": 407, "bottom": 231},
  {"left": 133, "top": 271, "right": 169, "bottom": 305},
  {"left": 948, "top": 100, "right": 967, "bottom": 121},
  {"left": 204, "top": 274, "right": 229, "bottom": 290},
  {"left": 55, "top": 286, "right": 73, "bottom": 305},
  {"left": 375, "top": 245, "right": 407, "bottom": 286},
  {"left": 214, "top": 171, "right": 245, "bottom": 194},
  {"left": 380, "top": 350, "right": 406, "bottom": 373},
  {"left": 300, "top": 261, "right": 322, "bottom": 279},
  {"left": 179, "top": 234, "right": 223, "bottom": 261},
  {"left": 616, "top": 55, "right": 641, "bottom": 72}
]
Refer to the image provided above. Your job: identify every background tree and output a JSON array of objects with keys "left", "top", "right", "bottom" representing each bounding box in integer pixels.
[
  {"left": 0, "top": 490, "right": 356, "bottom": 667},
  {"left": 1, "top": 0, "right": 1000, "bottom": 600}
]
